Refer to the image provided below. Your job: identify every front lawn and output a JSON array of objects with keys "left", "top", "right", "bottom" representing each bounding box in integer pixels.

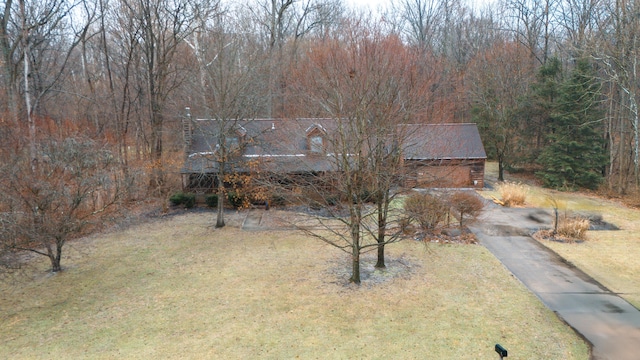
[{"left": 0, "top": 212, "right": 587, "bottom": 359}]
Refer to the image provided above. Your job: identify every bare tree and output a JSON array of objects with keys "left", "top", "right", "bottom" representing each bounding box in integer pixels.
[
  {"left": 94, "top": 0, "right": 142, "bottom": 181},
  {"left": 247, "top": 0, "right": 342, "bottom": 117},
  {"left": 395, "top": 0, "right": 444, "bottom": 51},
  {"left": 558, "top": 0, "right": 602, "bottom": 55},
  {"left": 593, "top": 0, "right": 640, "bottom": 191},
  {"left": 0, "top": 0, "right": 92, "bottom": 171},
  {"left": 501, "top": 0, "right": 559, "bottom": 65},
  {"left": 467, "top": 40, "right": 535, "bottom": 181},
  {"left": 186, "top": 10, "right": 268, "bottom": 228},
  {"left": 0, "top": 0, "right": 21, "bottom": 124},
  {"left": 118, "top": 0, "right": 209, "bottom": 191},
  {"left": 286, "top": 19, "right": 430, "bottom": 283},
  {"left": 0, "top": 136, "right": 122, "bottom": 272}
]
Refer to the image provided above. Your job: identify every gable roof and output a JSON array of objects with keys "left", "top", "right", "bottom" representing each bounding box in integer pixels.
[
  {"left": 403, "top": 123, "right": 487, "bottom": 160},
  {"left": 184, "top": 118, "right": 337, "bottom": 174},
  {"left": 182, "top": 119, "right": 486, "bottom": 174}
]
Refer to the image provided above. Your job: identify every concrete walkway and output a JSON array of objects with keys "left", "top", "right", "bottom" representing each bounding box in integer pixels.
[
  {"left": 241, "top": 209, "right": 264, "bottom": 230},
  {"left": 469, "top": 203, "right": 640, "bottom": 360}
]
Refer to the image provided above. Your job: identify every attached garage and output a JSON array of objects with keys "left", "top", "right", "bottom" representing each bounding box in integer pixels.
[{"left": 402, "top": 124, "right": 487, "bottom": 189}]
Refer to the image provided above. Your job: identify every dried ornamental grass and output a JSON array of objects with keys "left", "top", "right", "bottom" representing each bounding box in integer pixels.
[
  {"left": 498, "top": 182, "right": 527, "bottom": 207},
  {"left": 556, "top": 215, "right": 590, "bottom": 241}
]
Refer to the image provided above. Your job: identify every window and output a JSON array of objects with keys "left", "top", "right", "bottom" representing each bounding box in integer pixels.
[
  {"left": 310, "top": 135, "right": 323, "bottom": 153},
  {"left": 225, "top": 136, "right": 239, "bottom": 149},
  {"left": 306, "top": 123, "right": 327, "bottom": 154}
]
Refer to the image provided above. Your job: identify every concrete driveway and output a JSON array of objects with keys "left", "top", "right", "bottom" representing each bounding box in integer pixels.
[{"left": 469, "top": 203, "right": 640, "bottom": 360}]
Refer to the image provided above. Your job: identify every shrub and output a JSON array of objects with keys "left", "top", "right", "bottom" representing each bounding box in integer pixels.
[
  {"left": 404, "top": 192, "right": 448, "bottom": 231},
  {"left": 349, "top": 189, "right": 375, "bottom": 204},
  {"left": 169, "top": 192, "right": 185, "bottom": 206},
  {"left": 449, "top": 192, "right": 484, "bottom": 228},
  {"left": 399, "top": 216, "right": 414, "bottom": 235},
  {"left": 205, "top": 194, "right": 218, "bottom": 208},
  {"left": 325, "top": 195, "right": 339, "bottom": 206},
  {"left": 227, "top": 191, "right": 246, "bottom": 209},
  {"left": 556, "top": 215, "right": 590, "bottom": 240},
  {"left": 270, "top": 194, "right": 287, "bottom": 207},
  {"left": 497, "top": 182, "right": 527, "bottom": 207},
  {"left": 169, "top": 192, "right": 196, "bottom": 208},
  {"left": 360, "top": 189, "right": 373, "bottom": 203},
  {"left": 183, "top": 193, "right": 196, "bottom": 208}
]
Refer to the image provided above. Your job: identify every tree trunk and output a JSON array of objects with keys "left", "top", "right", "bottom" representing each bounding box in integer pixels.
[
  {"left": 375, "top": 199, "right": 386, "bottom": 269},
  {"left": 498, "top": 155, "right": 505, "bottom": 182},
  {"left": 375, "top": 244, "right": 385, "bottom": 269},
  {"left": 632, "top": 92, "right": 639, "bottom": 189},
  {"left": 1, "top": 0, "right": 19, "bottom": 126},
  {"left": 20, "top": 0, "right": 36, "bottom": 172},
  {"left": 350, "top": 222, "right": 361, "bottom": 284},
  {"left": 149, "top": 105, "right": 164, "bottom": 190},
  {"left": 350, "top": 248, "right": 360, "bottom": 284},
  {"left": 51, "top": 240, "right": 63, "bottom": 272},
  {"left": 45, "top": 237, "right": 63, "bottom": 272},
  {"left": 620, "top": 96, "right": 626, "bottom": 193},
  {"left": 2, "top": 72, "right": 19, "bottom": 126},
  {"left": 215, "top": 173, "right": 225, "bottom": 228}
]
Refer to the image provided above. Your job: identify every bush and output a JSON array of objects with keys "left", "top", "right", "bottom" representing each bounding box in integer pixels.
[
  {"left": 227, "top": 191, "right": 246, "bottom": 209},
  {"left": 169, "top": 192, "right": 196, "bottom": 208},
  {"left": 205, "top": 194, "right": 218, "bottom": 208},
  {"left": 449, "top": 192, "right": 484, "bottom": 228},
  {"left": 169, "top": 192, "right": 185, "bottom": 206},
  {"left": 349, "top": 189, "right": 375, "bottom": 204},
  {"left": 325, "top": 195, "right": 339, "bottom": 206},
  {"left": 497, "top": 182, "right": 527, "bottom": 207},
  {"left": 404, "top": 192, "right": 448, "bottom": 231},
  {"left": 399, "top": 216, "right": 414, "bottom": 235},
  {"left": 270, "top": 194, "right": 287, "bottom": 207},
  {"left": 556, "top": 215, "right": 590, "bottom": 240},
  {"left": 360, "top": 189, "right": 373, "bottom": 203},
  {"left": 183, "top": 193, "right": 196, "bottom": 208}
]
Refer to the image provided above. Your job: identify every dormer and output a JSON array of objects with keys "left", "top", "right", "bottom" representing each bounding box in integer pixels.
[
  {"left": 306, "top": 124, "right": 326, "bottom": 154},
  {"left": 226, "top": 125, "right": 247, "bottom": 149}
]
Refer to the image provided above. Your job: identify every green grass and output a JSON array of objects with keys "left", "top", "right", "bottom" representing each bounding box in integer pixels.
[{"left": 0, "top": 212, "right": 587, "bottom": 359}]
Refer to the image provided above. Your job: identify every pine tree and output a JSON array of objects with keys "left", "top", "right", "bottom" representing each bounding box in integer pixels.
[
  {"left": 522, "top": 57, "right": 563, "bottom": 157},
  {"left": 536, "top": 59, "right": 608, "bottom": 190}
]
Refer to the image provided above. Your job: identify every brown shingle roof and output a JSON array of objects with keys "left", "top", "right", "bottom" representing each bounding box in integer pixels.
[
  {"left": 403, "top": 123, "right": 487, "bottom": 160},
  {"left": 182, "top": 119, "right": 486, "bottom": 174}
]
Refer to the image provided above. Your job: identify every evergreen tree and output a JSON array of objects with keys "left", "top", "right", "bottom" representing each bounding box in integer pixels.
[
  {"left": 521, "top": 57, "right": 563, "bottom": 159},
  {"left": 536, "top": 59, "right": 608, "bottom": 190}
]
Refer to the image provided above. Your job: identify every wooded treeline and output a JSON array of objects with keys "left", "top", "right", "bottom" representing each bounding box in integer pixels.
[{"left": 2, "top": 0, "right": 640, "bottom": 193}]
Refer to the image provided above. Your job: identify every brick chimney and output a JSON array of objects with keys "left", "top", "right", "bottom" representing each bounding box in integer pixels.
[{"left": 183, "top": 107, "right": 192, "bottom": 150}]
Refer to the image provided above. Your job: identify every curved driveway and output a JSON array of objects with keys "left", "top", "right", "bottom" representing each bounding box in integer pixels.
[{"left": 469, "top": 203, "right": 640, "bottom": 360}]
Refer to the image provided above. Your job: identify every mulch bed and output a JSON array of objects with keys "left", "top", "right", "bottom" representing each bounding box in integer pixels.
[{"left": 533, "top": 229, "right": 584, "bottom": 244}]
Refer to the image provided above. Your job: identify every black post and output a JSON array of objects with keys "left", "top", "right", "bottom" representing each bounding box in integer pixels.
[{"left": 495, "top": 344, "right": 508, "bottom": 359}]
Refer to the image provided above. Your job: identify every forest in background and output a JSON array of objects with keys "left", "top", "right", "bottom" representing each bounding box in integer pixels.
[{"left": 2, "top": 0, "right": 640, "bottom": 271}]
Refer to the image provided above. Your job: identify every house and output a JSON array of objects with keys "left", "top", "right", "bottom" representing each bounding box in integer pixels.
[{"left": 180, "top": 117, "right": 486, "bottom": 192}]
